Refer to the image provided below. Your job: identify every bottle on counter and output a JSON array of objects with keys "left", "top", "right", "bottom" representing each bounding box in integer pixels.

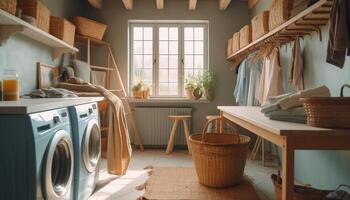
[{"left": 2, "top": 69, "right": 20, "bottom": 101}]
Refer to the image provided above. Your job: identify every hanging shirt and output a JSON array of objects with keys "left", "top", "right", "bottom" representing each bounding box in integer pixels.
[
  {"left": 234, "top": 59, "right": 250, "bottom": 106},
  {"left": 257, "top": 48, "right": 284, "bottom": 106},
  {"left": 289, "top": 37, "right": 304, "bottom": 90},
  {"left": 247, "top": 56, "right": 263, "bottom": 106}
]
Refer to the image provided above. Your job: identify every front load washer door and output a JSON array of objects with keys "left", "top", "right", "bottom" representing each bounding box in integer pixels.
[
  {"left": 43, "top": 130, "right": 74, "bottom": 200},
  {"left": 83, "top": 119, "right": 101, "bottom": 173}
]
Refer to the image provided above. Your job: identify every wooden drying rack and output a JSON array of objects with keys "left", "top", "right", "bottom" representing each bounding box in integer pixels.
[{"left": 227, "top": 0, "right": 333, "bottom": 62}]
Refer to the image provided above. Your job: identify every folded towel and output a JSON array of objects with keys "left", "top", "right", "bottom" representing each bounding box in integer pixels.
[
  {"left": 261, "top": 102, "right": 281, "bottom": 113},
  {"left": 30, "top": 87, "right": 78, "bottom": 98},
  {"left": 264, "top": 107, "right": 306, "bottom": 118}
]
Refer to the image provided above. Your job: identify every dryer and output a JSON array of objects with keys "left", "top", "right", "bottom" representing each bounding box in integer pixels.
[
  {"left": 69, "top": 103, "right": 101, "bottom": 200},
  {"left": 0, "top": 108, "right": 74, "bottom": 200}
]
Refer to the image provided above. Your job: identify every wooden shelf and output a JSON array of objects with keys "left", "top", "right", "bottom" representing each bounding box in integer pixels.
[
  {"left": 227, "top": 0, "right": 333, "bottom": 61},
  {"left": 0, "top": 9, "right": 78, "bottom": 59}
]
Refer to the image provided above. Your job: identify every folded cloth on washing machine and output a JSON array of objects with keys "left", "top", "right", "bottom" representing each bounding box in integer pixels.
[
  {"left": 57, "top": 77, "right": 132, "bottom": 176},
  {"left": 30, "top": 87, "right": 78, "bottom": 98}
]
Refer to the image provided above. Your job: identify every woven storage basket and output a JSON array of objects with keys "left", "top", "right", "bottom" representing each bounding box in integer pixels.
[
  {"left": 18, "top": 0, "right": 50, "bottom": 32},
  {"left": 232, "top": 32, "right": 240, "bottom": 53},
  {"left": 189, "top": 117, "right": 251, "bottom": 188},
  {"left": 239, "top": 24, "right": 252, "bottom": 48},
  {"left": 72, "top": 16, "right": 107, "bottom": 40},
  {"left": 269, "top": 0, "right": 289, "bottom": 30},
  {"left": 0, "top": 0, "right": 17, "bottom": 15},
  {"left": 302, "top": 84, "right": 350, "bottom": 129},
  {"left": 227, "top": 38, "right": 233, "bottom": 57},
  {"left": 50, "top": 16, "right": 76, "bottom": 46},
  {"left": 252, "top": 11, "right": 270, "bottom": 41},
  {"left": 271, "top": 174, "right": 331, "bottom": 200}
]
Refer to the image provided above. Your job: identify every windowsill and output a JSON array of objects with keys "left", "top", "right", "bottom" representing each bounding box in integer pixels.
[{"left": 128, "top": 97, "right": 211, "bottom": 104}]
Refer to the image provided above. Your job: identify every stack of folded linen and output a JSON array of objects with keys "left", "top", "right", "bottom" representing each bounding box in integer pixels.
[{"left": 261, "top": 85, "right": 331, "bottom": 123}]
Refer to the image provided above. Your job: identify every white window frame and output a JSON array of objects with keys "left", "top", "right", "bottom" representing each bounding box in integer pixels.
[{"left": 128, "top": 20, "right": 209, "bottom": 98}]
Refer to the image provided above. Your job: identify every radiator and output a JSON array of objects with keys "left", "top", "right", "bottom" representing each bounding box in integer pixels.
[{"left": 132, "top": 107, "right": 192, "bottom": 147}]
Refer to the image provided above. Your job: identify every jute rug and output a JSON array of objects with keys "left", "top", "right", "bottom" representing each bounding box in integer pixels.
[{"left": 137, "top": 167, "right": 261, "bottom": 200}]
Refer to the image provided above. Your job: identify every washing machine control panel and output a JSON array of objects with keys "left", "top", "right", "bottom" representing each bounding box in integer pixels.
[{"left": 30, "top": 108, "right": 70, "bottom": 133}]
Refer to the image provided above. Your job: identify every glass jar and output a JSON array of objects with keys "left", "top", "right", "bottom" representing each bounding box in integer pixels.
[{"left": 2, "top": 69, "right": 20, "bottom": 101}]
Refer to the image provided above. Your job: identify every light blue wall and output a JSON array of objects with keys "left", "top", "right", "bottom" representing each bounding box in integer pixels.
[
  {"left": 251, "top": 0, "right": 350, "bottom": 189},
  {"left": 0, "top": 0, "right": 81, "bottom": 95}
]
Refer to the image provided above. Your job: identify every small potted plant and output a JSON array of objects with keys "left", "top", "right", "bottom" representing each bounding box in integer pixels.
[
  {"left": 132, "top": 81, "right": 144, "bottom": 99},
  {"left": 192, "top": 74, "right": 203, "bottom": 100},
  {"left": 143, "top": 84, "right": 151, "bottom": 99},
  {"left": 185, "top": 76, "right": 196, "bottom": 99},
  {"left": 202, "top": 70, "right": 215, "bottom": 101}
]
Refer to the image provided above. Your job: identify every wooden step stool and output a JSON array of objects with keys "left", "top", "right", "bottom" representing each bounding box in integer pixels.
[
  {"left": 166, "top": 115, "right": 192, "bottom": 155},
  {"left": 206, "top": 115, "right": 220, "bottom": 133}
]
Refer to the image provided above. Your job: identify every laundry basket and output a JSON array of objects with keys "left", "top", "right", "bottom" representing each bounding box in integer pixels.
[{"left": 189, "top": 117, "right": 251, "bottom": 188}]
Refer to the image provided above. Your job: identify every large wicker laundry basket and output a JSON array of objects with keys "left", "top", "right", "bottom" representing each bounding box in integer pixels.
[{"left": 189, "top": 117, "right": 251, "bottom": 188}]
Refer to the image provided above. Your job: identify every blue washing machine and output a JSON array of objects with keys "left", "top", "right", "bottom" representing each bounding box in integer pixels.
[
  {"left": 0, "top": 108, "right": 74, "bottom": 200},
  {"left": 69, "top": 103, "right": 101, "bottom": 200}
]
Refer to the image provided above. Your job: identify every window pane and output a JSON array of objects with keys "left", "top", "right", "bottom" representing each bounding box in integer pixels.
[
  {"left": 159, "top": 27, "right": 168, "bottom": 40},
  {"left": 194, "top": 55, "right": 203, "bottom": 68},
  {"left": 144, "top": 27, "right": 153, "bottom": 40},
  {"left": 169, "top": 83, "right": 178, "bottom": 95},
  {"left": 169, "top": 55, "right": 178, "bottom": 68},
  {"left": 169, "top": 41, "right": 178, "bottom": 55},
  {"left": 184, "top": 27, "right": 193, "bottom": 40},
  {"left": 159, "top": 55, "right": 168, "bottom": 68},
  {"left": 184, "top": 55, "right": 193, "bottom": 68},
  {"left": 144, "top": 41, "right": 153, "bottom": 54},
  {"left": 133, "top": 27, "right": 143, "bottom": 40},
  {"left": 169, "top": 28, "right": 178, "bottom": 40},
  {"left": 133, "top": 41, "right": 143, "bottom": 54},
  {"left": 194, "top": 27, "right": 204, "bottom": 41},
  {"left": 134, "top": 55, "right": 143, "bottom": 68},
  {"left": 144, "top": 55, "right": 153, "bottom": 69},
  {"left": 134, "top": 69, "right": 143, "bottom": 81},
  {"left": 159, "top": 69, "right": 168, "bottom": 82},
  {"left": 159, "top": 41, "right": 168, "bottom": 55},
  {"left": 143, "top": 69, "right": 153, "bottom": 82},
  {"left": 169, "top": 69, "right": 178, "bottom": 82},
  {"left": 159, "top": 83, "right": 168, "bottom": 95},
  {"left": 194, "top": 69, "right": 203, "bottom": 76},
  {"left": 184, "top": 69, "right": 193, "bottom": 79},
  {"left": 194, "top": 41, "right": 203, "bottom": 55},
  {"left": 184, "top": 41, "right": 193, "bottom": 54}
]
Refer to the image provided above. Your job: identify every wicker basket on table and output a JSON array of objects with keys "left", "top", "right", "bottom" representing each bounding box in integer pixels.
[
  {"left": 0, "top": 0, "right": 17, "bottom": 15},
  {"left": 18, "top": 0, "right": 51, "bottom": 32},
  {"left": 302, "top": 84, "right": 350, "bottom": 129},
  {"left": 189, "top": 117, "right": 251, "bottom": 188}
]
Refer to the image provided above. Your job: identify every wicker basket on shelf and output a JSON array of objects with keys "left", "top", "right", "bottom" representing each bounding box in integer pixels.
[
  {"left": 189, "top": 117, "right": 251, "bottom": 188},
  {"left": 239, "top": 24, "right": 252, "bottom": 48},
  {"left": 252, "top": 11, "right": 269, "bottom": 41},
  {"left": 227, "top": 38, "right": 233, "bottom": 57},
  {"left": 269, "top": 0, "right": 289, "bottom": 30},
  {"left": 18, "top": 0, "right": 51, "bottom": 32},
  {"left": 50, "top": 16, "right": 76, "bottom": 46},
  {"left": 72, "top": 16, "right": 107, "bottom": 40},
  {"left": 302, "top": 84, "right": 350, "bottom": 129},
  {"left": 0, "top": 0, "right": 17, "bottom": 15},
  {"left": 232, "top": 32, "right": 240, "bottom": 53}
]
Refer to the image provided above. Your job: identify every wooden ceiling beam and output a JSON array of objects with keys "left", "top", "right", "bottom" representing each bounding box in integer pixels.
[
  {"left": 219, "top": 0, "right": 231, "bottom": 10},
  {"left": 156, "top": 0, "right": 164, "bottom": 9},
  {"left": 189, "top": 0, "right": 197, "bottom": 10},
  {"left": 122, "top": 0, "right": 133, "bottom": 10}
]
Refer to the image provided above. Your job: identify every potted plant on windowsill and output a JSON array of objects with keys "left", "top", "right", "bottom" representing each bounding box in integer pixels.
[
  {"left": 185, "top": 76, "right": 196, "bottom": 100},
  {"left": 132, "top": 81, "right": 144, "bottom": 99},
  {"left": 202, "top": 70, "right": 215, "bottom": 101}
]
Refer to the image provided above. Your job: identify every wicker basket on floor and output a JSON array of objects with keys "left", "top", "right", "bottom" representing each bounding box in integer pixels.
[
  {"left": 189, "top": 117, "right": 251, "bottom": 188},
  {"left": 302, "top": 84, "right": 350, "bottom": 129},
  {"left": 0, "top": 0, "right": 17, "bottom": 15},
  {"left": 271, "top": 174, "right": 331, "bottom": 200}
]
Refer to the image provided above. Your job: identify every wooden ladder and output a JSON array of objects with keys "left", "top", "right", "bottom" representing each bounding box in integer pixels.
[{"left": 75, "top": 35, "right": 144, "bottom": 151}]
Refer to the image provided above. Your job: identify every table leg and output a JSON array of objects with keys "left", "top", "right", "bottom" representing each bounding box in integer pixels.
[{"left": 282, "top": 138, "right": 294, "bottom": 200}]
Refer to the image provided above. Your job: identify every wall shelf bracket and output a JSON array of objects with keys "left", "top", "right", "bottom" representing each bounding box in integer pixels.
[
  {"left": 0, "top": 25, "right": 24, "bottom": 45},
  {"left": 53, "top": 48, "right": 76, "bottom": 60}
]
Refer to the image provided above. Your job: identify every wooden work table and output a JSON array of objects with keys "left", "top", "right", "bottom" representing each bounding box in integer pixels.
[{"left": 218, "top": 106, "right": 350, "bottom": 200}]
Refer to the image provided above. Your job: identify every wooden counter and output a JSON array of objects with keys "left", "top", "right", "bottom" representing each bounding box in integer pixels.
[
  {"left": 0, "top": 97, "right": 104, "bottom": 114},
  {"left": 218, "top": 106, "right": 350, "bottom": 200}
]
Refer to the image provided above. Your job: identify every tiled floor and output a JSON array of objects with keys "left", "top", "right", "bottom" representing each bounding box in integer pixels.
[{"left": 90, "top": 150, "right": 278, "bottom": 200}]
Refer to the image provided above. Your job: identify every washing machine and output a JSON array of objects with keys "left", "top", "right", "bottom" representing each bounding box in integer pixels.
[
  {"left": 0, "top": 108, "right": 74, "bottom": 200},
  {"left": 69, "top": 103, "right": 101, "bottom": 200}
]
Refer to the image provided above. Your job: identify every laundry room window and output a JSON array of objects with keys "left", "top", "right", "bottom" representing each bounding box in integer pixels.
[{"left": 129, "top": 21, "right": 209, "bottom": 98}]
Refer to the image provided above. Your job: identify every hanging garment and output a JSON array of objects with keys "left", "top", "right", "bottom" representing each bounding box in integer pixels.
[
  {"left": 233, "top": 59, "right": 250, "bottom": 106},
  {"left": 91, "top": 71, "right": 107, "bottom": 86},
  {"left": 289, "top": 37, "right": 304, "bottom": 90},
  {"left": 257, "top": 48, "right": 284, "bottom": 106},
  {"left": 326, "top": 0, "right": 350, "bottom": 68},
  {"left": 247, "top": 56, "right": 263, "bottom": 106},
  {"left": 57, "top": 79, "right": 132, "bottom": 175}
]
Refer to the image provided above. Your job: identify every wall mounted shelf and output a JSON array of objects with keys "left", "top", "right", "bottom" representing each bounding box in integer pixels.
[
  {"left": 227, "top": 0, "right": 333, "bottom": 62},
  {"left": 0, "top": 9, "right": 79, "bottom": 59}
]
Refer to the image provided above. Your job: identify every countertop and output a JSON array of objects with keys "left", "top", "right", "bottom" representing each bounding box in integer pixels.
[{"left": 0, "top": 97, "right": 105, "bottom": 114}]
